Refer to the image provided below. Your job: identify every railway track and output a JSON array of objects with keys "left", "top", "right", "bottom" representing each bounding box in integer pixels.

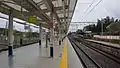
[
  {"left": 68, "top": 36, "right": 120, "bottom": 68},
  {"left": 81, "top": 39, "right": 120, "bottom": 63},
  {"left": 69, "top": 37, "right": 101, "bottom": 68}
]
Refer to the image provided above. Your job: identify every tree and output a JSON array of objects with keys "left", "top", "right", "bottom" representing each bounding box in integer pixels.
[
  {"left": 83, "top": 16, "right": 118, "bottom": 34},
  {"left": 83, "top": 24, "right": 96, "bottom": 33},
  {"left": 76, "top": 29, "right": 85, "bottom": 35}
]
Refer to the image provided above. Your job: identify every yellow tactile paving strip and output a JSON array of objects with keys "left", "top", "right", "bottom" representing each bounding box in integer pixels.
[{"left": 60, "top": 39, "right": 68, "bottom": 68}]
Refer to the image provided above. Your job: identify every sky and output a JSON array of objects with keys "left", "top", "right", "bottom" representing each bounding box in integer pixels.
[{"left": 69, "top": 0, "right": 120, "bottom": 32}]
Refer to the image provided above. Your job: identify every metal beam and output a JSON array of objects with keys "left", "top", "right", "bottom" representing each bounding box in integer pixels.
[
  {"left": 0, "top": 3, "right": 51, "bottom": 28},
  {"left": 0, "top": 3, "right": 29, "bottom": 20},
  {"left": 60, "top": 17, "right": 72, "bottom": 20},
  {"left": 42, "top": 6, "right": 63, "bottom": 13},
  {"left": 71, "top": 22, "right": 97, "bottom": 23},
  {"left": 37, "top": 17, "right": 72, "bottom": 22},
  {"left": 57, "top": 10, "right": 73, "bottom": 14},
  {"left": 12, "top": 0, "right": 51, "bottom": 22},
  {"left": 43, "top": 0, "right": 60, "bottom": 23},
  {"left": 0, "top": 3, "right": 37, "bottom": 27}
]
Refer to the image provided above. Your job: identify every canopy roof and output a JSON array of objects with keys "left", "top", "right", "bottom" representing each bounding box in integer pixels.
[{"left": 0, "top": 0, "right": 77, "bottom": 32}]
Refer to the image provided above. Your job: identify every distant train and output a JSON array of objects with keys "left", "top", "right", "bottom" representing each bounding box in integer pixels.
[
  {"left": 76, "top": 33, "right": 92, "bottom": 39},
  {"left": 0, "top": 36, "right": 39, "bottom": 49},
  {"left": 68, "top": 31, "right": 93, "bottom": 39}
]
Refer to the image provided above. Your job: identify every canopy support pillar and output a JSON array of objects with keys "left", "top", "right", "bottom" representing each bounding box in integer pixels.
[
  {"left": 8, "top": 11, "right": 14, "bottom": 56},
  {"left": 39, "top": 23, "right": 42, "bottom": 47}
]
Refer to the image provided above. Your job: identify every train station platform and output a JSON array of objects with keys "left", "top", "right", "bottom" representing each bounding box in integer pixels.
[
  {"left": 0, "top": 38, "right": 83, "bottom": 68},
  {"left": 86, "top": 39, "right": 120, "bottom": 48}
]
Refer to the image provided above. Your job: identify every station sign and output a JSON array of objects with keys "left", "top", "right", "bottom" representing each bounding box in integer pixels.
[{"left": 28, "top": 16, "right": 37, "bottom": 24}]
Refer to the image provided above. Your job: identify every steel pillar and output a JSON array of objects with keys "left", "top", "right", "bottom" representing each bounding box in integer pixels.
[
  {"left": 50, "top": 28, "right": 54, "bottom": 58},
  {"left": 101, "top": 22, "right": 103, "bottom": 35},
  {"left": 50, "top": 12, "right": 54, "bottom": 58},
  {"left": 39, "top": 23, "right": 42, "bottom": 47},
  {"left": 58, "top": 25, "right": 62, "bottom": 45},
  {"left": 8, "top": 11, "right": 14, "bottom": 56},
  {"left": 46, "top": 33, "right": 48, "bottom": 48}
]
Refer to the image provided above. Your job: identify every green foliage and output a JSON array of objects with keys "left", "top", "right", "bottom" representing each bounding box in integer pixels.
[
  {"left": 76, "top": 29, "right": 85, "bottom": 35},
  {"left": 83, "top": 16, "right": 119, "bottom": 34}
]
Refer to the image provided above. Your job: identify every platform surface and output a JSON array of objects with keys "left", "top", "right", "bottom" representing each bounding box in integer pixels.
[
  {"left": 0, "top": 40, "right": 62, "bottom": 68},
  {"left": 87, "top": 39, "right": 120, "bottom": 48},
  {"left": 0, "top": 38, "right": 84, "bottom": 68}
]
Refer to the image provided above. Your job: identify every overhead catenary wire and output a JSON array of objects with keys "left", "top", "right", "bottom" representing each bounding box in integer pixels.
[
  {"left": 83, "top": 0, "right": 96, "bottom": 15},
  {"left": 81, "top": 0, "right": 103, "bottom": 22},
  {"left": 81, "top": 0, "right": 96, "bottom": 24}
]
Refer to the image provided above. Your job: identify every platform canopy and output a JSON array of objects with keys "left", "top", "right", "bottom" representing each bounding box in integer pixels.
[{"left": 0, "top": 0, "right": 77, "bottom": 33}]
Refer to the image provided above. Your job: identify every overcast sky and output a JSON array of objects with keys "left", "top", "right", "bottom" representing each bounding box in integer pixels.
[
  {"left": 72, "top": 0, "right": 120, "bottom": 22},
  {"left": 69, "top": 0, "right": 120, "bottom": 32}
]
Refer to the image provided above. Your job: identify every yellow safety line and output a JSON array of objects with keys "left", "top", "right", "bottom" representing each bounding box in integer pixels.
[{"left": 60, "top": 39, "right": 68, "bottom": 68}]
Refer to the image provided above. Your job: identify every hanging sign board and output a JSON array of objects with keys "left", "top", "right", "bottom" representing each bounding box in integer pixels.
[{"left": 28, "top": 16, "right": 37, "bottom": 24}]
